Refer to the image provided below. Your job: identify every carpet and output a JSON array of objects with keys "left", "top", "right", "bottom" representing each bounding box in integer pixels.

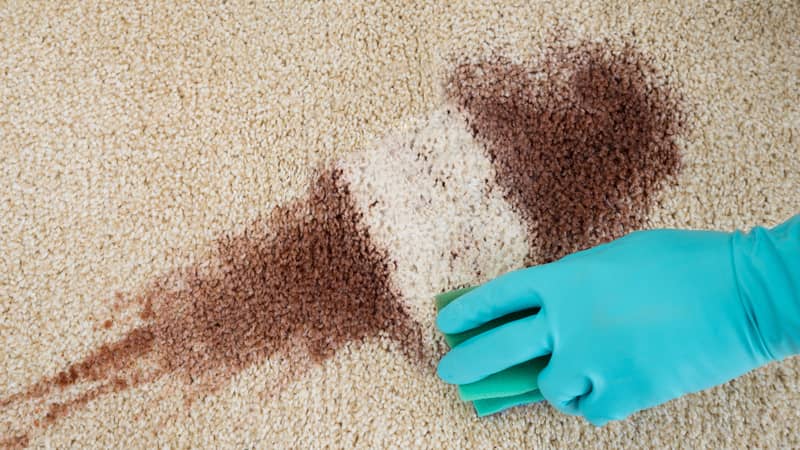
[{"left": 1, "top": 1, "right": 799, "bottom": 448}]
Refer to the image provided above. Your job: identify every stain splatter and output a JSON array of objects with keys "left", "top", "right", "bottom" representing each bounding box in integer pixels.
[
  {"left": 1, "top": 168, "right": 421, "bottom": 437},
  {"left": 448, "top": 39, "right": 685, "bottom": 262}
]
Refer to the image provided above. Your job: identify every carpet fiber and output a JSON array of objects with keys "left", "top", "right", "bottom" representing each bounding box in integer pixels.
[{"left": 1, "top": 1, "right": 799, "bottom": 448}]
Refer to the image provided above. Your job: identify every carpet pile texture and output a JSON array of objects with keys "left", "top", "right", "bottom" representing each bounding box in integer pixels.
[{"left": 2, "top": 1, "right": 798, "bottom": 448}]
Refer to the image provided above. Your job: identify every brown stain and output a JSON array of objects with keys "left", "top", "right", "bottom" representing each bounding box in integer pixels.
[
  {"left": 448, "top": 39, "right": 685, "bottom": 262},
  {"left": 1, "top": 168, "right": 422, "bottom": 440},
  {"left": 0, "top": 435, "right": 28, "bottom": 450},
  {"left": 144, "top": 167, "right": 422, "bottom": 383}
]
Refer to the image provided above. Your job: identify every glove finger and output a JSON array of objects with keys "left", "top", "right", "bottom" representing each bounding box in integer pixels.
[
  {"left": 586, "top": 416, "right": 612, "bottom": 427},
  {"left": 437, "top": 264, "right": 561, "bottom": 334},
  {"left": 437, "top": 313, "right": 551, "bottom": 385},
  {"left": 537, "top": 361, "right": 592, "bottom": 417},
  {"left": 579, "top": 394, "right": 626, "bottom": 427},
  {"left": 578, "top": 382, "right": 634, "bottom": 427}
]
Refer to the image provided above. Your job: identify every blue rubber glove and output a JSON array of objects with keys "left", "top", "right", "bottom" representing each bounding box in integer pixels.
[{"left": 437, "top": 215, "right": 800, "bottom": 426}]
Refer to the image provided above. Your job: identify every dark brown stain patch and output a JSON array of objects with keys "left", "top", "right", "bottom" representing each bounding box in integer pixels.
[
  {"left": 448, "top": 39, "right": 685, "bottom": 262},
  {"left": 1, "top": 168, "right": 421, "bottom": 439},
  {"left": 145, "top": 168, "right": 421, "bottom": 382}
]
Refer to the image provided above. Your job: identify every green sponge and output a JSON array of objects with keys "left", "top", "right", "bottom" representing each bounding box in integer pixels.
[
  {"left": 435, "top": 285, "right": 548, "bottom": 416},
  {"left": 473, "top": 389, "right": 545, "bottom": 416},
  {"left": 459, "top": 358, "right": 546, "bottom": 401}
]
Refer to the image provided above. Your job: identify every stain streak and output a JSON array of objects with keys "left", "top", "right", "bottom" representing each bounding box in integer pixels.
[{"left": 1, "top": 168, "right": 421, "bottom": 442}]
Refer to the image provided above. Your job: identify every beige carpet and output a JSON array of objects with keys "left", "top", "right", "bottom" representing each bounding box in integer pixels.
[{"left": 2, "top": 1, "right": 799, "bottom": 448}]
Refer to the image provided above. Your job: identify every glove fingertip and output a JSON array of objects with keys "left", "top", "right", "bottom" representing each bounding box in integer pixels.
[
  {"left": 435, "top": 306, "right": 457, "bottom": 334},
  {"left": 436, "top": 352, "right": 465, "bottom": 384},
  {"left": 587, "top": 416, "right": 610, "bottom": 427}
]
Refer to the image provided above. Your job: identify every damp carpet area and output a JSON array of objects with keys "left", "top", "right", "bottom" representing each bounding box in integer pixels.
[{"left": 1, "top": 1, "right": 799, "bottom": 449}]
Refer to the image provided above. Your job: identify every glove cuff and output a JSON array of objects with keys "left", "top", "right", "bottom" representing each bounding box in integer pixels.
[{"left": 732, "top": 214, "right": 800, "bottom": 361}]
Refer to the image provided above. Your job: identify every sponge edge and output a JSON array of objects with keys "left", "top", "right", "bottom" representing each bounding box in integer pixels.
[
  {"left": 459, "top": 357, "right": 547, "bottom": 401},
  {"left": 435, "top": 286, "right": 547, "bottom": 415},
  {"left": 474, "top": 390, "right": 545, "bottom": 417}
]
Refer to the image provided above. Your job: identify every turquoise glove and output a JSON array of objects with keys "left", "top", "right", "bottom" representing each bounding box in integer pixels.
[{"left": 437, "top": 215, "right": 800, "bottom": 426}]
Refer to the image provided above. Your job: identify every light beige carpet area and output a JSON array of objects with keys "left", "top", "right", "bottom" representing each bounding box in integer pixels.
[{"left": 2, "top": 1, "right": 799, "bottom": 448}]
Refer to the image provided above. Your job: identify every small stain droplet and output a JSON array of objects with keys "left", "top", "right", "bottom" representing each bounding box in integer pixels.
[{"left": 0, "top": 434, "right": 29, "bottom": 450}]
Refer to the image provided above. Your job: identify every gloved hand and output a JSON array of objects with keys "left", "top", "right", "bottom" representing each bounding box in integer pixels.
[{"left": 437, "top": 215, "right": 800, "bottom": 426}]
